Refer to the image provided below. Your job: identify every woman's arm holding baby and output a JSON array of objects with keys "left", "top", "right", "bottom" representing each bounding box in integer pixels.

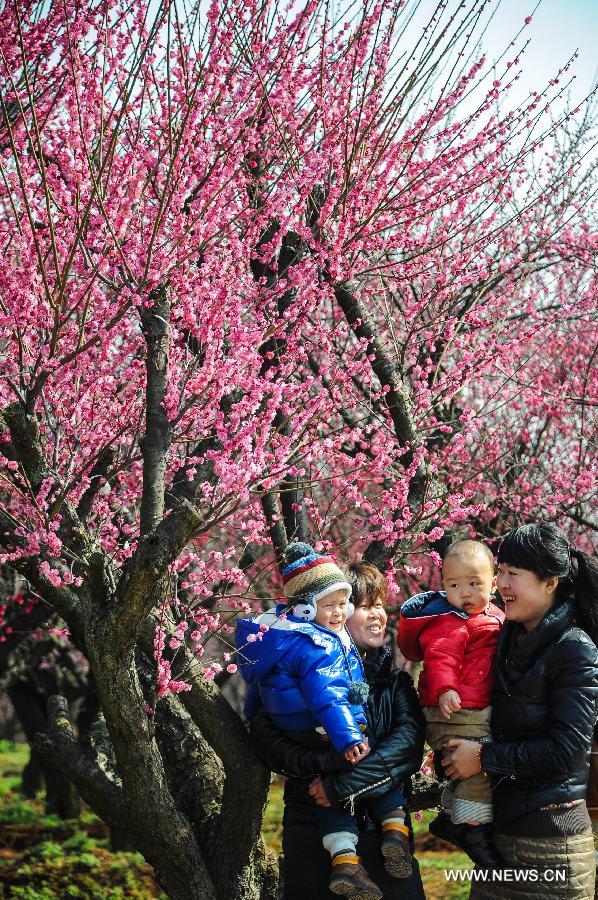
[
  {"left": 249, "top": 710, "right": 351, "bottom": 779},
  {"left": 319, "top": 670, "right": 425, "bottom": 808}
]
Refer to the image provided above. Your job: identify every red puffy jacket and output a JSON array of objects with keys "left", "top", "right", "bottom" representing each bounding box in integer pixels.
[{"left": 398, "top": 591, "right": 504, "bottom": 709}]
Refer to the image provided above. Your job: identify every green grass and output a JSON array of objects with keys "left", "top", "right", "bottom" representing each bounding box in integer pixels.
[
  {"left": 262, "top": 777, "right": 285, "bottom": 854},
  {"left": 0, "top": 741, "right": 166, "bottom": 899},
  {"left": 0, "top": 741, "right": 29, "bottom": 798},
  {"left": 0, "top": 843, "right": 166, "bottom": 899}
]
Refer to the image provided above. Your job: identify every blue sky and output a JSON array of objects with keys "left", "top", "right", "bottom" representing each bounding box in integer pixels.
[
  {"left": 380, "top": 0, "right": 598, "bottom": 120},
  {"left": 480, "top": 0, "right": 597, "bottom": 106}
]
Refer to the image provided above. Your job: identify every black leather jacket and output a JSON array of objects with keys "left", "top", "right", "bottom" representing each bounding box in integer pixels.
[
  {"left": 482, "top": 600, "right": 598, "bottom": 827},
  {"left": 249, "top": 646, "right": 425, "bottom": 815}
]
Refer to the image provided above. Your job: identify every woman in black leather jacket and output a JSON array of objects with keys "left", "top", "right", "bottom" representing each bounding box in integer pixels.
[
  {"left": 250, "top": 562, "right": 426, "bottom": 900},
  {"left": 443, "top": 524, "right": 598, "bottom": 898}
]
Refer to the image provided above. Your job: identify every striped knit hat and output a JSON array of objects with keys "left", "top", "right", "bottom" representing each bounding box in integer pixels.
[{"left": 281, "top": 542, "right": 352, "bottom": 620}]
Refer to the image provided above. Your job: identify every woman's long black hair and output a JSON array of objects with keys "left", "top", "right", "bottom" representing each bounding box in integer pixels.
[{"left": 498, "top": 523, "right": 598, "bottom": 645}]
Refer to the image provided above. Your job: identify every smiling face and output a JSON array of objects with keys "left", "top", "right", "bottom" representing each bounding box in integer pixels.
[
  {"left": 346, "top": 597, "right": 388, "bottom": 652},
  {"left": 314, "top": 589, "right": 349, "bottom": 633},
  {"left": 496, "top": 563, "right": 558, "bottom": 631},
  {"left": 442, "top": 550, "right": 496, "bottom": 616}
]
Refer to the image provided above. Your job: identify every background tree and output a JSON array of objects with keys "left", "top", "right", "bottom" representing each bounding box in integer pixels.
[{"left": 0, "top": 0, "right": 595, "bottom": 897}]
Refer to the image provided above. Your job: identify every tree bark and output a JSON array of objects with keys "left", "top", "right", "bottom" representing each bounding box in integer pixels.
[
  {"left": 139, "top": 288, "right": 171, "bottom": 535},
  {"left": 10, "top": 684, "right": 81, "bottom": 818}
]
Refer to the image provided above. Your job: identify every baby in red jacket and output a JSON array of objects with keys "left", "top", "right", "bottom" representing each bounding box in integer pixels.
[{"left": 398, "top": 539, "right": 504, "bottom": 867}]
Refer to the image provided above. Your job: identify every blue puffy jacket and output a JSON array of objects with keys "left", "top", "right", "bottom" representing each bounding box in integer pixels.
[{"left": 236, "top": 606, "right": 368, "bottom": 753}]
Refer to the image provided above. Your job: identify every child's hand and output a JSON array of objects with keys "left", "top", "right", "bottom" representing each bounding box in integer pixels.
[
  {"left": 439, "top": 689, "right": 462, "bottom": 720},
  {"left": 344, "top": 739, "right": 370, "bottom": 763}
]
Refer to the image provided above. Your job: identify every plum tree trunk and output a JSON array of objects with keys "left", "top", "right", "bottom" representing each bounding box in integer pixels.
[{"left": 9, "top": 683, "right": 81, "bottom": 818}]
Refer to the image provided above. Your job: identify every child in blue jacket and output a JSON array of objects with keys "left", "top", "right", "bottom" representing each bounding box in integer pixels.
[{"left": 236, "top": 542, "right": 411, "bottom": 898}]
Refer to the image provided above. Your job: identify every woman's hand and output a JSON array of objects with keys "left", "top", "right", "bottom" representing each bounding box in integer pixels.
[
  {"left": 442, "top": 739, "right": 482, "bottom": 780},
  {"left": 308, "top": 777, "right": 331, "bottom": 807}
]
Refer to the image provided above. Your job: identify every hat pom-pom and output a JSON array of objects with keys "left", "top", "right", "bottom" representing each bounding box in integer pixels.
[
  {"left": 347, "top": 680, "right": 370, "bottom": 704},
  {"left": 284, "top": 541, "right": 315, "bottom": 565}
]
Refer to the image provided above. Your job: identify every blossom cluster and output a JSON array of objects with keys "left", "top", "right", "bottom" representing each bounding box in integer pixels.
[{"left": 0, "top": 0, "right": 594, "bottom": 682}]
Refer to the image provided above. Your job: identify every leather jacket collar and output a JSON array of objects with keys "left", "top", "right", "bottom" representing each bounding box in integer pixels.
[
  {"left": 499, "top": 600, "right": 575, "bottom": 677},
  {"left": 363, "top": 645, "right": 392, "bottom": 687}
]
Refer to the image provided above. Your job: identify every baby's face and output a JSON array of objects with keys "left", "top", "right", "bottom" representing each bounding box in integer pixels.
[
  {"left": 442, "top": 552, "right": 495, "bottom": 615},
  {"left": 315, "top": 589, "right": 349, "bottom": 632}
]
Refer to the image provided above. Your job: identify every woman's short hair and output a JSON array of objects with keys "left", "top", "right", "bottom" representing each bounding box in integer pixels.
[{"left": 345, "top": 561, "right": 387, "bottom": 609}]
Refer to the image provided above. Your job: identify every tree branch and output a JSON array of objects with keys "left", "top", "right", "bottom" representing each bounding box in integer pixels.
[
  {"left": 331, "top": 280, "right": 423, "bottom": 476},
  {"left": 135, "top": 648, "right": 225, "bottom": 826},
  {"left": 139, "top": 288, "right": 171, "bottom": 535},
  {"left": 154, "top": 692, "right": 225, "bottom": 825},
  {"left": 77, "top": 447, "right": 116, "bottom": 521},
  {"left": 0, "top": 602, "right": 53, "bottom": 688},
  {"left": 2, "top": 402, "right": 47, "bottom": 490},
  {"left": 87, "top": 648, "right": 217, "bottom": 900},
  {"left": 260, "top": 492, "right": 287, "bottom": 566},
  {"left": 566, "top": 511, "right": 598, "bottom": 533},
  {"left": 1, "top": 402, "right": 102, "bottom": 571},
  {"left": 34, "top": 695, "right": 129, "bottom": 828},
  {"left": 111, "top": 499, "right": 203, "bottom": 658},
  {"left": 167, "top": 436, "right": 220, "bottom": 508}
]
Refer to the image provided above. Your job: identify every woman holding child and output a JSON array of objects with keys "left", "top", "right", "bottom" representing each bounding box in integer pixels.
[
  {"left": 243, "top": 548, "right": 426, "bottom": 900},
  {"left": 442, "top": 524, "right": 598, "bottom": 898}
]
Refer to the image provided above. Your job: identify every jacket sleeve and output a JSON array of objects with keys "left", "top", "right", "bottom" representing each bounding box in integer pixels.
[
  {"left": 482, "top": 639, "right": 598, "bottom": 781},
  {"left": 421, "top": 620, "right": 470, "bottom": 702},
  {"left": 397, "top": 612, "right": 424, "bottom": 662},
  {"left": 295, "top": 644, "right": 364, "bottom": 753},
  {"left": 322, "top": 671, "right": 426, "bottom": 809},
  {"left": 249, "top": 710, "right": 350, "bottom": 778}
]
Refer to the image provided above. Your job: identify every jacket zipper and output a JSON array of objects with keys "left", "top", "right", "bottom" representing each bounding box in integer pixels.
[
  {"left": 492, "top": 773, "right": 516, "bottom": 790},
  {"left": 342, "top": 776, "right": 392, "bottom": 815}
]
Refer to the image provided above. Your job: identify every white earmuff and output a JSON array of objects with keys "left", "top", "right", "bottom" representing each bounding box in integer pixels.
[
  {"left": 293, "top": 602, "right": 316, "bottom": 621},
  {"left": 345, "top": 601, "right": 355, "bottom": 619}
]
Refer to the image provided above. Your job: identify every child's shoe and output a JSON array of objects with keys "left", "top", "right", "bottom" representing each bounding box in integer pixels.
[
  {"left": 380, "top": 827, "right": 412, "bottom": 878},
  {"left": 429, "top": 810, "right": 459, "bottom": 846},
  {"left": 329, "top": 852, "right": 383, "bottom": 899},
  {"left": 455, "top": 823, "right": 503, "bottom": 869}
]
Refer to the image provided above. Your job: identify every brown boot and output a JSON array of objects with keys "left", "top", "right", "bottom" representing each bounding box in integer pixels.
[
  {"left": 329, "top": 853, "right": 383, "bottom": 899},
  {"left": 381, "top": 826, "right": 412, "bottom": 879}
]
